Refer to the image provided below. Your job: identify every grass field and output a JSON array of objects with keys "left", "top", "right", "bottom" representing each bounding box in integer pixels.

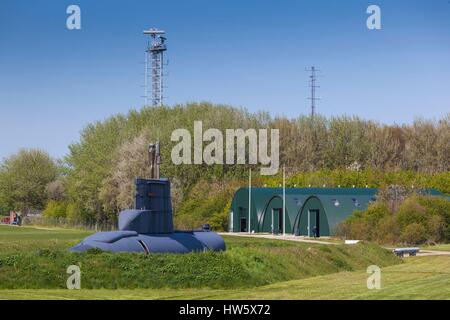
[{"left": 0, "top": 225, "right": 449, "bottom": 300}]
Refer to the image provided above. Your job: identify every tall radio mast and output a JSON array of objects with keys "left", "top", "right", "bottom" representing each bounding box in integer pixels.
[
  {"left": 143, "top": 28, "right": 167, "bottom": 107},
  {"left": 306, "top": 66, "right": 320, "bottom": 118}
]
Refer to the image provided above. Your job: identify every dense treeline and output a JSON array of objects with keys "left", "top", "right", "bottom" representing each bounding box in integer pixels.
[
  {"left": 65, "top": 103, "right": 260, "bottom": 223},
  {"left": 0, "top": 103, "right": 449, "bottom": 229},
  {"left": 336, "top": 189, "right": 450, "bottom": 245}
]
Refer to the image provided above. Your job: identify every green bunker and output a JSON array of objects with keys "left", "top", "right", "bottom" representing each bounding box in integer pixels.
[{"left": 229, "top": 187, "right": 444, "bottom": 236}]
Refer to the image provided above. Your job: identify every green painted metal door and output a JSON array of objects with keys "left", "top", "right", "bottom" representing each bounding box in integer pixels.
[{"left": 272, "top": 208, "right": 282, "bottom": 234}]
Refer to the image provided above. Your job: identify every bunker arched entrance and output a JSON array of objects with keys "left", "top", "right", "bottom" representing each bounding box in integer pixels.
[{"left": 294, "top": 196, "right": 330, "bottom": 237}]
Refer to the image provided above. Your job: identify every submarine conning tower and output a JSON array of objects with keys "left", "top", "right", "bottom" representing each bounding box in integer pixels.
[
  {"left": 119, "top": 141, "right": 173, "bottom": 234},
  {"left": 70, "top": 141, "right": 226, "bottom": 254},
  {"left": 119, "top": 178, "right": 174, "bottom": 234}
]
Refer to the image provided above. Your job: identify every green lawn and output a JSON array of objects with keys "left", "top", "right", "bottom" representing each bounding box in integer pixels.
[
  {"left": 0, "top": 225, "right": 92, "bottom": 252},
  {"left": 1, "top": 256, "right": 448, "bottom": 300},
  {"left": 0, "top": 225, "right": 447, "bottom": 299}
]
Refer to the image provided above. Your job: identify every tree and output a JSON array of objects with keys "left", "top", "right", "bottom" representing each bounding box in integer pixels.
[
  {"left": 336, "top": 194, "right": 449, "bottom": 245},
  {"left": 403, "top": 118, "right": 440, "bottom": 173},
  {"left": 63, "top": 103, "right": 449, "bottom": 224},
  {"left": 99, "top": 133, "right": 152, "bottom": 215},
  {"left": 0, "top": 149, "right": 58, "bottom": 215},
  {"left": 45, "top": 178, "right": 67, "bottom": 201},
  {"left": 400, "top": 223, "right": 427, "bottom": 245}
]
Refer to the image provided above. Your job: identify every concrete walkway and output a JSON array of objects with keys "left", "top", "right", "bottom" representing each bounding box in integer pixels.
[
  {"left": 221, "top": 233, "right": 450, "bottom": 256},
  {"left": 414, "top": 250, "right": 450, "bottom": 257},
  {"left": 219, "top": 232, "right": 338, "bottom": 245}
]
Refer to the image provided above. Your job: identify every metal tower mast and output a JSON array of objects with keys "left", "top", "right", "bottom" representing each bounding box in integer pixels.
[
  {"left": 306, "top": 66, "right": 320, "bottom": 118},
  {"left": 143, "top": 28, "right": 167, "bottom": 107}
]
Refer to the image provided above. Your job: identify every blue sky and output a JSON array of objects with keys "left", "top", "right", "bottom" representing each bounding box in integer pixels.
[{"left": 0, "top": 0, "right": 449, "bottom": 160}]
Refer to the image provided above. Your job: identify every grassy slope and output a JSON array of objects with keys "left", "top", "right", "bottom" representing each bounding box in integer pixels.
[
  {"left": 421, "top": 244, "right": 450, "bottom": 252},
  {"left": 1, "top": 256, "right": 449, "bottom": 300},
  {"left": 0, "top": 225, "right": 399, "bottom": 290}
]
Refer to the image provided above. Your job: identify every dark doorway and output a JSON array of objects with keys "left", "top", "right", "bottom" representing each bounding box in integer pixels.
[
  {"left": 272, "top": 209, "right": 283, "bottom": 234},
  {"left": 240, "top": 217, "right": 247, "bottom": 232},
  {"left": 309, "top": 209, "right": 320, "bottom": 237},
  {"left": 278, "top": 209, "right": 283, "bottom": 234},
  {"left": 315, "top": 210, "right": 320, "bottom": 237}
]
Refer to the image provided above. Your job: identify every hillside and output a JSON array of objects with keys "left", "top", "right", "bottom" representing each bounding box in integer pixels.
[
  {"left": 1, "top": 256, "right": 447, "bottom": 300},
  {"left": 0, "top": 225, "right": 400, "bottom": 289}
]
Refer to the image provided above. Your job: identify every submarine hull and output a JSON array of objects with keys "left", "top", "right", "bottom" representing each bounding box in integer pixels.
[{"left": 70, "top": 230, "right": 226, "bottom": 254}]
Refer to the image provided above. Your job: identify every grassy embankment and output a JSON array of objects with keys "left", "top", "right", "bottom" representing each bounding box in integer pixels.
[
  {"left": 0, "top": 225, "right": 399, "bottom": 291},
  {"left": 2, "top": 256, "right": 449, "bottom": 300}
]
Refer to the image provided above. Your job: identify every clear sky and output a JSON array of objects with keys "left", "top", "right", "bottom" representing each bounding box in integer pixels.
[{"left": 0, "top": 0, "right": 449, "bottom": 160}]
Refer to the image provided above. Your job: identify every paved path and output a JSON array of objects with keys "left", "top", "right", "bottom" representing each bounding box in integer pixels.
[
  {"left": 219, "top": 232, "right": 338, "bottom": 245},
  {"left": 415, "top": 250, "right": 450, "bottom": 257},
  {"left": 383, "top": 246, "right": 450, "bottom": 257},
  {"left": 221, "top": 233, "right": 450, "bottom": 256}
]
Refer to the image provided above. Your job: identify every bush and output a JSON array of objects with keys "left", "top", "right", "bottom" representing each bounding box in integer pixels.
[
  {"left": 401, "top": 223, "right": 427, "bottom": 245},
  {"left": 42, "top": 200, "right": 68, "bottom": 218},
  {"left": 427, "top": 215, "right": 446, "bottom": 243},
  {"left": 396, "top": 196, "right": 428, "bottom": 228},
  {"left": 65, "top": 203, "right": 78, "bottom": 221},
  {"left": 361, "top": 202, "right": 390, "bottom": 227},
  {"left": 263, "top": 169, "right": 450, "bottom": 195},
  {"left": 374, "top": 215, "right": 400, "bottom": 244},
  {"left": 344, "top": 220, "right": 372, "bottom": 241},
  {"left": 208, "top": 202, "right": 230, "bottom": 231},
  {"left": 417, "top": 195, "right": 450, "bottom": 233},
  {"left": 338, "top": 194, "right": 450, "bottom": 245},
  {"left": 175, "top": 179, "right": 241, "bottom": 231}
]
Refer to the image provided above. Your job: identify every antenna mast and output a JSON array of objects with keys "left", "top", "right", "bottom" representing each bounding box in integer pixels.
[
  {"left": 148, "top": 141, "right": 161, "bottom": 179},
  {"left": 143, "top": 28, "right": 167, "bottom": 107},
  {"left": 306, "top": 66, "right": 320, "bottom": 118}
]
